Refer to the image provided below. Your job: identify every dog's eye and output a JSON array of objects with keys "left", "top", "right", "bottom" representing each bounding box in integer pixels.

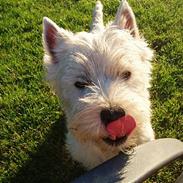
[
  {"left": 122, "top": 71, "right": 131, "bottom": 80},
  {"left": 74, "top": 81, "right": 88, "bottom": 89}
]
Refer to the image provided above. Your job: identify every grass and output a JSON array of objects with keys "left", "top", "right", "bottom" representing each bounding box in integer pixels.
[{"left": 0, "top": 0, "right": 182, "bottom": 182}]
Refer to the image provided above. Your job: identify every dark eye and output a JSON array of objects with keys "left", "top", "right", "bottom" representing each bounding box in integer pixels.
[
  {"left": 74, "top": 81, "right": 88, "bottom": 89},
  {"left": 122, "top": 71, "right": 131, "bottom": 80}
]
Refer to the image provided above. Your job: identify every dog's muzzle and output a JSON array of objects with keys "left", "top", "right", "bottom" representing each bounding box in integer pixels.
[{"left": 100, "top": 107, "right": 136, "bottom": 146}]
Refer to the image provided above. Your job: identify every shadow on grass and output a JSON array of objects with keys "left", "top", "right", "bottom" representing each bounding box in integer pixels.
[{"left": 11, "top": 117, "right": 85, "bottom": 183}]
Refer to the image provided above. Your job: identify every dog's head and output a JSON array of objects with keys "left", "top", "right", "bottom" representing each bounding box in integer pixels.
[{"left": 43, "top": 0, "right": 154, "bottom": 150}]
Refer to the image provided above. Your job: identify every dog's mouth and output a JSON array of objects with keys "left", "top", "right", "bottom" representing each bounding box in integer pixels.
[
  {"left": 103, "top": 135, "right": 128, "bottom": 146},
  {"left": 102, "top": 115, "right": 136, "bottom": 146}
]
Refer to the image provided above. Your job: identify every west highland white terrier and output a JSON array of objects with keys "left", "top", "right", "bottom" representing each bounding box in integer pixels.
[{"left": 43, "top": 0, "right": 155, "bottom": 169}]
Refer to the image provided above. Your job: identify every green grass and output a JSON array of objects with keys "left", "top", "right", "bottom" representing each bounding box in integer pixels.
[{"left": 0, "top": 0, "right": 182, "bottom": 182}]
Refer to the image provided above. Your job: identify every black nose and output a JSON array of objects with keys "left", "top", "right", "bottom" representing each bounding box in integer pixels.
[{"left": 100, "top": 108, "right": 125, "bottom": 126}]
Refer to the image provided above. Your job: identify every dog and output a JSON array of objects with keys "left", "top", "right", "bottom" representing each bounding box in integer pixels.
[{"left": 42, "top": 0, "right": 155, "bottom": 169}]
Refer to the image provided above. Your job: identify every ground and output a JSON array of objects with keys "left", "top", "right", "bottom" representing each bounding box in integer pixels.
[{"left": 0, "top": 0, "right": 183, "bottom": 182}]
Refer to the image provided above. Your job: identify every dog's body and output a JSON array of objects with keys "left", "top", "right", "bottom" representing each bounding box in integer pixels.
[{"left": 43, "top": 0, "right": 155, "bottom": 169}]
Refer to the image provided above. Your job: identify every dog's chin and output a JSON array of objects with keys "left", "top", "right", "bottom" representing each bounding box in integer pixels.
[{"left": 103, "top": 135, "right": 128, "bottom": 146}]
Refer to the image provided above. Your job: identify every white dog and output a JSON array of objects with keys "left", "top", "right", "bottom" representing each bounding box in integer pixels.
[{"left": 43, "top": 0, "right": 155, "bottom": 169}]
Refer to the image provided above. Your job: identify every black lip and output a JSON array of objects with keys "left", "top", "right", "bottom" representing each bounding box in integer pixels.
[{"left": 103, "top": 135, "right": 127, "bottom": 146}]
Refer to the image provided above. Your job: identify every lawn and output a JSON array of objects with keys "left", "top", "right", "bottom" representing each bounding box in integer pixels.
[{"left": 0, "top": 0, "right": 182, "bottom": 182}]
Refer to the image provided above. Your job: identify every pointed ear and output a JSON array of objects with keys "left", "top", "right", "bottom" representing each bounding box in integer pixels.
[
  {"left": 43, "top": 17, "right": 72, "bottom": 56},
  {"left": 113, "top": 0, "right": 139, "bottom": 38},
  {"left": 43, "top": 17, "right": 60, "bottom": 54}
]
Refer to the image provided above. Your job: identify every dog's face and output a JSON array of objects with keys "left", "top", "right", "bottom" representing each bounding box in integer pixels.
[{"left": 43, "top": 1, "right": 154, "bottom": 151}]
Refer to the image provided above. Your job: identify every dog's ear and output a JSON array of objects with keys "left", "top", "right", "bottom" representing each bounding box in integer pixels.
[
  {"left": 43, "top": 17, "right": 72, "bottom": 57},
  {"left": 113, "top": 0, "right": 139, "bottom": 38}
]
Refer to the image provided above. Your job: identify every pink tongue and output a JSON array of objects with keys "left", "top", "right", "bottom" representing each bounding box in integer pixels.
[{"left": 106, "top": 115, "right": 136, "bottom": 140}]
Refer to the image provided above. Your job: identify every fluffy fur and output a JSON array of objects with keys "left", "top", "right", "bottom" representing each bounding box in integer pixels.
[{"left": 43, "top": 0, "right": 155, "bottom": 169}]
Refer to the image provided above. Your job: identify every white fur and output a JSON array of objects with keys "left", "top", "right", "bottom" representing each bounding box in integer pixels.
[
  {"left": 90, "top": 1, "right": 104, "bottom": 33},
  {"left": 43, "top": 0, "right": 155, "bottom": 169}
]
